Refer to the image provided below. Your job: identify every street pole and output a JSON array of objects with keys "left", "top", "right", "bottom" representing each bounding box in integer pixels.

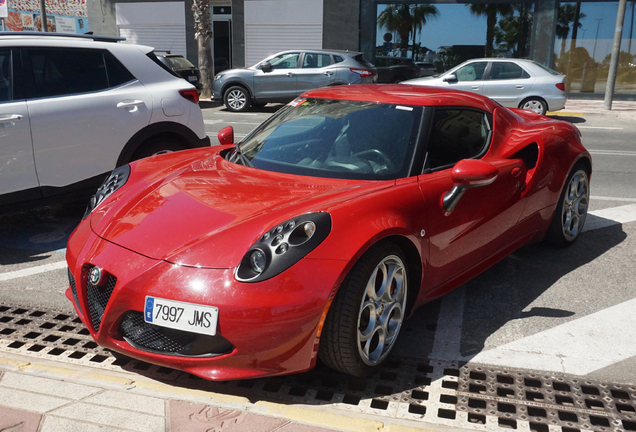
[
  {"left": 592, "top": 18, "right": 602, "bottom": 60},
  {"left": 604, "top": 0, "right": 628, "bottom": 110},
  {"left": 39, "top": 0, "right": 48, "bottom": 32}
]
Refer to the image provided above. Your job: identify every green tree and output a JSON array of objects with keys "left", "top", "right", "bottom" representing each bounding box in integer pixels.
[
  {"left": 556, "top": 4, "right": 586, "bottom": 59},
  {"left": 377, "top": 4, "right": 439, "bottom": 56},
  {"left": 192, "top": 0, "right": 214, "bottom": 99},
  {"left": 468, "top": 3, "right": 513, "bottom": 57},
  {"left": 494, "top": 4, "right": 533, "bottom": 57}
]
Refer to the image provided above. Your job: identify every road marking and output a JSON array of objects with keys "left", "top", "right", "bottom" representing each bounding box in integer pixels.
[
  {"left": 588, "top": 149, "right": 636, "bottom": 156},
  {"left": 0, "top": 261, "right": 67, "bottom": 282},
  {"left": 430, "top": 202, "right": 636, "bottom": 370},
  {"left": 577, "top": 126, "right": 624, "bottom": 130},
  {"left": 467, "top": 298, "right": 636, "bottom": 375},
  {"left": 591, "top": 195, "right": 636, "bottom": 202}
]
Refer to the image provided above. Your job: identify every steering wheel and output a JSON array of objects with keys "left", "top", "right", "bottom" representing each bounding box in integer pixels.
[{"left": 352, "top": 149, "right": 395, "bottom": 171}]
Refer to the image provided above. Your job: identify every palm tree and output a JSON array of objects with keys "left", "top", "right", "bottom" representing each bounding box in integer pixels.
[
  {"left": 192, "top": 0, "right": 214, "bottom": 99},
  {"left": 468, "top": 4, "right": 513, "bottom": 57},
  {"left": 556, "top": 3, "right": 586, "bottom": 58},
  {"left": 378, "top": 4, "right": 439, "bottom": 57},
  {"left": 493, "top": 4, "right": 533, "bottom": 58}
]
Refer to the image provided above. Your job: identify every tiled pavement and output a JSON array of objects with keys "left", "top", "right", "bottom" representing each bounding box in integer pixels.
[{"left": 553, "top": 98, "right": 636, "bottom": 118}]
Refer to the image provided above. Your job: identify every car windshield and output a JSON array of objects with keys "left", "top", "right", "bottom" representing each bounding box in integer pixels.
[
  {"left": 234, "top": 98, "right": 422, "bottom": 180},
  {"left": 166, "top": 56, "right": 196, "bottom": 69}
]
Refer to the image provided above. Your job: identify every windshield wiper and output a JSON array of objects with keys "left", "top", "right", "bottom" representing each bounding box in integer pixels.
[{"left": 228, "top": 142, "right": 254, "bottom": 167}]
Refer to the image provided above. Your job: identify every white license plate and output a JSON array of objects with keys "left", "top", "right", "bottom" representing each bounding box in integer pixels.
[
  {"left": 188, "top": 76, "right": 198, "bottom": 82},
  {"left": 144, "top": 296, "right": 218, "bottom": 336}
]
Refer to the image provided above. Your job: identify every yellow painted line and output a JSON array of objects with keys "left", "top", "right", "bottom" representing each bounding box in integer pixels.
[
  {"left": 547, "top": 111, "right": 584, "bottom": 116},
  {"left": 134, "top": 379, "right": 251, "bottom": 405},
  {"left": 256, "top": 401, "right": 384, "bottom": 432}
]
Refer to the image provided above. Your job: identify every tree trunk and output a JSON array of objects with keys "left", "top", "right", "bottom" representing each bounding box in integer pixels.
[
  {"left": 486, "top": 10, "right": 496, "bottom": 57},
  {"left": 192, "top": 0, "right": 214, "bottom": 100}
]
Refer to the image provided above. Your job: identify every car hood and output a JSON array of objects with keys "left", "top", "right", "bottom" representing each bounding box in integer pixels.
[{"left": 91, "top": 149, "right": 392, "bottom": 268}]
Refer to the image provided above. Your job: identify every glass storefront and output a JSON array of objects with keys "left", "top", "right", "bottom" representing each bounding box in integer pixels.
[
  {"left": 373, "top": 1, "right": 636, "bottom": 97},
  {"left": 553, "top": 2, "right": 636, "bottom": 95}
]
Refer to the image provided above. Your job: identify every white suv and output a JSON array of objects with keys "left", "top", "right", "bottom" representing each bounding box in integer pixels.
[{"left": 0, "top": 33, "right": 210, "bottom": 208}]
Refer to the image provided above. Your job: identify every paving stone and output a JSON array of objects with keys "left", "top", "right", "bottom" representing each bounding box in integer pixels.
[
  {"left": 51, "top": 402, "right": 164, "bottom": 432},
  {"left": 41, "top": 416, "right": 129, "bottom": 432},
  {"left": 0, "top": 405, "right": 43, "bottom": 432},
  {"left": 169, "top": 400, "right": 288, "bottom": 432},
  {"left": 1, "top": 372, "right": 101, "bottom": 400},
  {"left": 0, "top": 387, "right": 71, "bottom": 412},
  {"left": 84, "top": 390, "right": 165, "bottom": 416}
]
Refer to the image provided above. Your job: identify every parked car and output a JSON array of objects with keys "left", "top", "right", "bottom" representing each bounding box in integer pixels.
[
  {"left": 66, "top": 84, "right": 590, "bottom": 380},
  {"left": 155, "top": 51, "right": 202, "bottom": 93},
  {"left": 415, "top": 61, "right": 437, "bottom": 77},
  {"left": 0, "top": 32, "right": 209, "bottom": 209},
  {"left": 211, "top": 49, "right": 374, "bottom": 112},
  {"left": 373, "top": 56, "right": 420, "bottom": 83},
  {"left": 403, "top": 58, "right": 566, "bottom": 115}
]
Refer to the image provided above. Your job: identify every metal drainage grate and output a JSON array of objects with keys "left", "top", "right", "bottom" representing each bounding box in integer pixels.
[{"left": 1, "top": 302, "right": 635, "bottom": 432}]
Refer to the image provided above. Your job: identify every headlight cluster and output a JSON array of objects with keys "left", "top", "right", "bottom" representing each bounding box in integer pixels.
[
  {"left": 236, "top": 212, "right": 332, "bottom": 282},
  {"left": 214, "top": 73, "right": 224, "bottom": 81},
  {"left": 83, "top": 165, "right": 131, "bottom": 219}
]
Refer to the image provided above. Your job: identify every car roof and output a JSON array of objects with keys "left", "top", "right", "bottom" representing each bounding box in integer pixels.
[
  {"left": 301, "top": 84, "right": 500, "bottom": 112},
  {"left": 0, "top": 31, "right": 124, "bottom": 43},
  {"left": 272, "top": 49, "right": 363, "bottom": 57},
  {"left": 0, "top": 32, "right": 153, "bottom": 53}
]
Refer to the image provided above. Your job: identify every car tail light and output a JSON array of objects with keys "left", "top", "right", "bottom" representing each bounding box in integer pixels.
[
  {"left": 556, "top": 82, "right": 565, "bottom": 91},
  {"left": 179, "top": 89, "right": 199, "bottom": 104},
  {"left": 350, "top": 68, "right": 374, "bottom": 77}
]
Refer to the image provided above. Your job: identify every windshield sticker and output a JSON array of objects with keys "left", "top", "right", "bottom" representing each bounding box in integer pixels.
[
  {"left": 288, "top": 98, "right": 307, "bottom": 107},
  {"left": 396, "top": 105, "right": 413, "bottom": 111}
]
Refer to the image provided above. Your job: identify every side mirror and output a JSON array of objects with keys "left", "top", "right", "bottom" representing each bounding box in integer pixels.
[
  {"left": 442, "top": 73, "right": 457, "bottom": 82},
  {"left": 218, "top": 126, "right": 234, "bottom": 145},
  {"left": 442, "top": 159, "right": 498, "bottom": 213},
  {"left": 261, "top": 61, "right": 273, "bottom": 72}
]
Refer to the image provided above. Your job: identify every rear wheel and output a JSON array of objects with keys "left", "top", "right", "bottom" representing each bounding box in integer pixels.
[
  {"left": 519, "top": 97, "right": 548, "bottom": 115},
  {"left": 224, "top": 86, "right": 250, "bottom": 112},
  {"left": 130, "top": 137, "right": 184, "bottom": 162},
  {"left": 545, "top": 164, "right": 590, "bottom": 246},
  {"left": 319, "top": 242, "right": 408, "bottom": 376}
]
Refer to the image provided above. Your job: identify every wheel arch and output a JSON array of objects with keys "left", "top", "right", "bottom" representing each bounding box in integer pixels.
[
  {"left": 519, "top": 95, "right": 548, "bottom": 112},
  {"left": 221, "top": 81, "right": 253, "bottom": 101},
  {"left": 116, "top": 122, "right": 208, "bottom": 167}
]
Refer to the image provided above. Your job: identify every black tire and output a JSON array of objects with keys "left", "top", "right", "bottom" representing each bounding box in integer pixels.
[
  {"left": 319, "top": 242, "right": 408, "bottom": 377},
  {"left": 130, "top": 137, "right": 185, "bottom": 162},
  {"left": 224, "top": 86, "right": 250, "bottom": 112},
  {"left": 545, "top": 163, "right": 590, "bottom": 247},
  {"left": 519, "top": 97, "right": 548, "bottom": 115}
]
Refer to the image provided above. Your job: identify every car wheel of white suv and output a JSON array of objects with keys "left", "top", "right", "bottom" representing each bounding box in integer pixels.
[{"left": 131, "top": 137, "right": 185, "bottom": 161}]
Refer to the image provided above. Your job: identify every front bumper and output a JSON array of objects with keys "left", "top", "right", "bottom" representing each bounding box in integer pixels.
[{"left": 66, "top": 220, "right": 348, "bottom": 380}]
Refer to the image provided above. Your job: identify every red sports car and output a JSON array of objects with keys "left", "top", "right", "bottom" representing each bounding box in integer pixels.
[{"left": 66, "top": 85, "right": 591, "bottom": 380}]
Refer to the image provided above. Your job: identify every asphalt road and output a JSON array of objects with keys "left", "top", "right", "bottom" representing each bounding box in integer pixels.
[{"left": 1, "top": 102, "right": 635, "bottom": 387}]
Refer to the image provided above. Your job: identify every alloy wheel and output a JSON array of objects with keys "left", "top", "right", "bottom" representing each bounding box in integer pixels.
[
  {"left": 357, "top": 255, "right": 407, "bottom": 366},
  {"left": 522, "top": 99, "right": 545, "bottom": 114},
  {"left": 561, "top": 169, "right": 589, "bottom": 241},
  {"left": 227, "top": 90, "right": 247, "bottom": 110}
]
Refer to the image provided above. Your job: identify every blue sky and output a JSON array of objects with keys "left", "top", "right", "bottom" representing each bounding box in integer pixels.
[{"left": 376, "top": 2, "right": 636, "bottom": 61}]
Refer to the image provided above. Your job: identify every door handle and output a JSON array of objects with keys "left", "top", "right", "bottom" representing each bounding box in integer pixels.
[
  {"left": 117, "top": 100, "right": 145, "bottom": 110},
  {"left": 471, "top": 86, "right": 480, "bottom": 91},
  {"left": 323, "top": 71, "right": 333, "bottom": 77},
  {"left": 286, "top": 72, "right": 294, "bottom": 78},
  {"left": 511, "top": 166, "right": 522, "bottom": 177},
  {"left": 516, "top": 85, "right": 524, "bottom": 89},
  {"left": 0, "top": 114, "right": 23, "bottom": 124}
]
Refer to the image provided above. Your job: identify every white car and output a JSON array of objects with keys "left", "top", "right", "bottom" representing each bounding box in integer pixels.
[
  {"left": 0, "top": 33, "right": 210, "bottom": 208},
  {"left": 403, "top": 58, "right": 566, "bottom": 115}
]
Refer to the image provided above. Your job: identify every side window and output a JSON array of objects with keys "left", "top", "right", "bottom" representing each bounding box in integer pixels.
[
  {"left": 333, "top": 55, "right": 344, "bottom": 64},
  {"left": 455, "top": 62, "right": 488, "bottom": 81},
  {"left": 27, "top": 48, "right": 108, "bottom": 98},
  {"left": 0, "top": 49, "right": 12, "bottom": 102},
  {"left": 302, "top": 53, "right": 332, "bottom": 68},
  {"left": 490, "top": 62, "right": 529, "bottom": 80},
  {"left": 104, "top": 51, "right": 136, "bottom": 87},
  {"left": 269, "top": 53, "right": 300, "bottom": 69},
  {"left": 425, "top": 108, "right": 491, "bottom": 170}
]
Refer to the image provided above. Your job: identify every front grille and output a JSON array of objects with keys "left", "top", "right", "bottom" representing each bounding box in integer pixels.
[
  {"left": 86, "top": 273, "right": 117, "bottom": 333},
  {"left": 67, "top": 268, "right": 79, "bottom": 307},
  {"left": 119, "top": 311, "right": 234, "bottom": 357}
]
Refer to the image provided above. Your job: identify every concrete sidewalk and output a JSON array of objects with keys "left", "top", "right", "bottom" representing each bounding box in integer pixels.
[
  {"left": 550, "top": 98, "right": 636, "bottom": 119},
  {"left": 0, "top": 352, "right": 442, "bottom": 432}
]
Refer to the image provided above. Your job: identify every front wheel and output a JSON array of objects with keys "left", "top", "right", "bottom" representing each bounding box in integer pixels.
[
  {"left": 519, "top": 97, "right": 548, "bottom": 115},
  {"left": 224, "top": 86, "right": 250, "bottom": 112},
  {"left": 545, "top": 164, "right": 590, "bottom": 246},
  {"left": 319, "top": 242, "right": 408, "bottom": 376},
  {"left": 130, "top": 137, "right": 184, "bottom": 162}
]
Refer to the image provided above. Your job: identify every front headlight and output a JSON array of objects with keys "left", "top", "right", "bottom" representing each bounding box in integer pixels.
[
  {"left": 82, "top": 164, "right": 130, "bottom": 219},
  {"left": 214, "top": 73, "right": 225, "bottom": 81},
  {"left": 236, "top": 212, "right": 332, "bottom": 282}
]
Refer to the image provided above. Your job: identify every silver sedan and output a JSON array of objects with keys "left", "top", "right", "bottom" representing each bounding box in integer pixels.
[{"left": 403, "top": 58, "right": 566, "bottom": 115}]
